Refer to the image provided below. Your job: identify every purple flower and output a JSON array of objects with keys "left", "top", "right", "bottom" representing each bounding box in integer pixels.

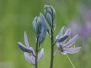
[
  {"left": 18, "top": 31, "right": 44, "bottom": 65},
  {"left": 68, "top": 5, "right": 91, "bottom": 48},
  {"left": 69, "top": 18, "right": 91, "bottom": 38},
  {"left": 24, "top": 48, "right": 44, "bottom": 65},
  {"left": 56, "top": 27, "right": 81, "bottom": 55}
]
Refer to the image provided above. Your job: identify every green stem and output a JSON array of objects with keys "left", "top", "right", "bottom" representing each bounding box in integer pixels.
[
  {"left": 50, "top": 29, "right": 54, "bottom": 68},
  {"left": 50, "top": 7, "right": 55, "bottom": 68},
  {"left": 35, "top": 36, "right": 39, "bottom": 68}
]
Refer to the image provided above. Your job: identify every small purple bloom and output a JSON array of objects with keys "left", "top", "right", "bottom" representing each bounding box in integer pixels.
[
  {"left": 24, "top": 48, "right": 44, "bottom": 65},
  {"left": 56, "top": 27, "right": 81, "bottom": 55},
  {"left": 18, "top": 31, "right": 44, "bottom": 65}
]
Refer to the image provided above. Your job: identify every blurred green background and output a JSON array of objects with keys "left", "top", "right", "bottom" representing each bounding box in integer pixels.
[{"left": 0, "top": 0, "right": 91, "bottom": 68}]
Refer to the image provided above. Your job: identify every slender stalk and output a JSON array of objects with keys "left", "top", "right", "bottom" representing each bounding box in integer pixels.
[
  {"left": 49, "top": 6, "right": 55, "bottom": 68},
  {"left": 50, "top": 29, "right": 54, "bottom": 68},
  {"left": 35, "top": 36, "right": 39, "bottom": 68},
  {"left": 66, "top": 54, "right": 75, "bottom": 68},
  {"left": 53, "top": 48, "right": 58, "bottom": 56}
]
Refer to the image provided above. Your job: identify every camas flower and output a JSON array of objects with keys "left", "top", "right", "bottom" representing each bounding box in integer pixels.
[
  {"left": 68, "top": 4, "right": 91, "bottom": 49},
  {"left": 18, "top": 31, "right": 44, "bottom": 65},
  {"left": 24, "top": 48, "right": 44, "bottom": 65},
  {"left": 56, "top": 26, "right": 81, "bottom": 55}
]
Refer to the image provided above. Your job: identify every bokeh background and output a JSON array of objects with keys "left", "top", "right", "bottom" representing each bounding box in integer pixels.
[{"left": 0, "top": 0, "right": 91, "bottom": 68}]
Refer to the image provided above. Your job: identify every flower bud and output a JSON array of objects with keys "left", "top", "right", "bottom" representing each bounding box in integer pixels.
[
  {"left": 32, "top": 17, "right": 38, "bottom": 34},
  {"left": 40, "top": 13, "right": 49, "bottom": 32},
  {"left": 32, "top": 13, "right": 48, "bottom": 43},
  {"left": 32, "top": 16, "right": 42, "bottom": 37},
  {"left": 46, "top": 13, "right": 52, "bottom": 27},
  {"left": 50, "top": 6, "right": 56, "bottom": 20},
  {"left": 44, "top": 5, "right": 56, "bottom": 28},
  {"left": 44, "top": 5, "right": 52, "bottom": 16},
  {"left": 37, "top": 16, "right": 42, "bottom": 34}
]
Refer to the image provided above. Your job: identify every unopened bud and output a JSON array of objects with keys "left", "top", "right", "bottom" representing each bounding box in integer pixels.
[
  {"left": 40, "top": 13, "right": 49, "bottom": 32},
  {"left": 32, "top": 16, "right": 42, "bottom": 37},
  {"left": 44, "top": 5, "right": 56, "bottom": 28}
]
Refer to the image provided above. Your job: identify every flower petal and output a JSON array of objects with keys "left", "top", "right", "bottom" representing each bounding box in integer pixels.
[
  {"left": 18, "top": 42, "right": 32, "bottom": 53},
  {"left": 56, "top": 35, "right": 58, "bottom": 40},
  {"left": 56, "top": 26, "right": 65, "bottom": 39},
  {"left": 56, "top": 42, "right": 61, "bottom": 47},
  {"left": 56, "top": 35, "right": 68, "bottom": 47},
  {"left": 40, "top": 13, "right": 49, "bottom": 32},
  {"left": 61, "top": 29, "right": 71, "bottom": 45},
  {"left": 46, "top": 13, "right": 52, "bottom": 27},
  {"left": 64, "top": 47, "right": 81, "bottom": 54},
  {"left": 56, "top": 35, "right": 68, "bottom": 42},
  {"left": 32, "top": 17, "right": 38, "bottom": 34},
  {"left": 63, "top": 34, "right": 78, "bottom": 47},
  {"left": 64, "top": 29, "right": 71, "bottom": 36},
  {"left": 38, "top": 48, "right": 44, "bottom": 62},
  {"left": 24, "top": 52, "right": 35, "bottom": 65},
  {"left": 29, "top": 47, "right": 35, "bottom": 56},
  {"left": 24, "top": 31, "right": 30, "bottom": 47}
]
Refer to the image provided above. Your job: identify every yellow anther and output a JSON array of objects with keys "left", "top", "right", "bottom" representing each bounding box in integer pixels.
[
  {"left": 73, "top": 42, "right": 76, "bottom": 48},
  {"left": 70, "top": 38, "right": 76, "bottom": 48}
]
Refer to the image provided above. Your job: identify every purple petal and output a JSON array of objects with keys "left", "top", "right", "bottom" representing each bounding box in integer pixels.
[
  {"left": 56, "top": 35, "right": 68, "bottom": 47},
  {"left": 64, "top": 47, "right": 81, "bottom": 54},
  {"left": 29, "top": 47, "right": 35, "bottom": 56},
  {"left": 38, "top": 48, "right": 44, "bottom": 62},
  {"left": 61, "top": 29, "right": 71, "bottom": 45},
  {"left": 31, "top": 56, "right": 35, "bottom": 64},
  {"left": 56, "top": 35, "right": 68, "bottom": 42},
  {"left": 64, "top": 29, "right": 71, "bottom": 36},
  {"left": 18, "top": 42, "right": 32, "bottom": 53},
  {"left": 56, "top": 42, "right": 61, "bottom": 47},
  {"left": 56, "top": 26, "right": 65, "bottom": 39},
  {"left": 24, "top": 31, "right": 30, "bottom": 47},
  {"left": 18, "top": 42, "right": 35, "bottom": 56},
  {"left": 63, "top": 34, "right": 78, "bottom": 47},
  {"left": 24, "top": 52, "right": 35, "bottom": 65}
]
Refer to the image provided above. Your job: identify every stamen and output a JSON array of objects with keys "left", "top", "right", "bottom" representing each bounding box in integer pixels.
[{"left": 73, "top": 42, "right": 76, "bottom": 48}]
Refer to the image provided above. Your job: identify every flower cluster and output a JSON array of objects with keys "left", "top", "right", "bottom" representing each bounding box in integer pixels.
[
  {"left": 18, "top": 5, "right": 81, "bottom": 68},
  {"left": 18, "top": 31, "right": 44, "bottom": 65}
]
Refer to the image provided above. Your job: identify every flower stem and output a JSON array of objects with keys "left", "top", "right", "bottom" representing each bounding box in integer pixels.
[
  {"left": 66, "top": 54, "right": 75, "bottom": 68},
  {"left": 50, "top": 29, "right": 54, "bottom": 68},
  {"left": 35, "top": 36, "right": 39, "bottom": 68}
]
